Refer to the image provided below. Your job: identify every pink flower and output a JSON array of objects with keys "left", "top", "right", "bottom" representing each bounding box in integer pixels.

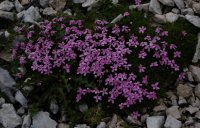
[
  {"left": 138, "top": 26, "right": 146, "bottom": 34},
  {"left": 138, "top": 50, "right": 147, "bottom": 59},
  {"left": 181, "top": 30, "right": 187, "bottom": 37},
  {"left": 142, "top": 75, "right": 148, "bottom": 84},
  {"left": 174, "top": 51, "right": 181, "bottom": 58},
  {"left": 150, "top": 62, "right": 158, "bottom": 67},
  {"left": 138, "top": 64, "right": 146, "bottom": 73},
  {"left": 123, "top": 12, "right": 129, "bottom": 17},
  {"left": 161, "top": 31, "right": 168, "bottom": 36},
  {"left": 155, "top": 27, "right": 162, "bottom": 33},
  {"left": 131, "top": 111, "right": 141, "bottom": 120},
  {"left": 151, "top": 82, "right": 159, "bottom": 90},
  {"left": 179, "top": 72, "right": 186, "bottom": 80}
]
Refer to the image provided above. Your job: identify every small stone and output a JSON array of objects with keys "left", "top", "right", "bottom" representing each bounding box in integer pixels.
[
  {"left": 15, "top": 90, "right": 28, "bottom": 108},
  {"left": 0, "top": 52, "right": 12, "bottom": 62},
  {"left": 17, "top": 107, "right": 25, "bottom": 115},
  {"left": 63, "top": 9, "right": 72, "bottom": 15},
  {"left": 15, "top": 0, "right": 23, "bottom": 12},
  {"left": 79, "top": 104, "right": 88, "bottom": 113},
  {"left": 21, "top": 0, "right": 30, "bottom": 6},
  {"left": 181, "top": 8, "right": 194, "bottom": 15},
  {"left": 193, "top": 33, "right": 200, "bottom": 63},
  {"left": 173, "top": 0, "right": 185, "bottom": 9},
  {"left": 195, "top": 111, "right": 200, "bottom": 119},
  {"left": 141, "top": 114, "right": 149, "bottom": 123},
  {"left": 165, "top": 12, "right": 179, "bottom": 23},
  {"left": 153, "top": 14, "right": 167, "bottom": 24},
  {"left": 74, "top": 124, "right": 90, "bottom": 128},
  {"left": 0, "top": 98, "right": 5, "bottom": 107},
  {"left": 49, "top": 0, "right": 66, "bottom": 11},
  {"left": 166, "top": 106, "right": 181, "bottom": 119},
  {"left": 108, "top": 114, "right": 118, "bottom": 128},
  {"left": 112, "top": 0, "right": 118, "bottom": 4},
  {"left": 82, "top": 0, "right": 99, "bottom": 8},
  {"left": 125, "top": 115, "right": 142, "bottom": 126},
  {"left": 172, "top": 8, "right": 180, "bottom": 14},
  {"left": 178, "top": 96, "right": 187, "bottom": 105},
  {"left": 22, "top": 114, "right": 31, "bottom": 128},
  {"left": 58, "top": 123, "right": 70, "bottom": 128},
  {"left": 31, "top": 111, "right": 57, "bottom": 128},
  {"left": 185, "top": 15, "right": 200, "bottom": 28},
  {"left": 50, "top": 100, "right": 59, "bottom": 114},
  {"left": 186, "top": 105, "right": 199, "bottom": 114},
  {"left": 39, "top": 0, "right": 49, "bottom": 8},
  {"left": 22, "top": 6, "right": 41, "bottom": 24},
  {"left": 146, "top": 116, "right": 165, "bottom": 128},
  {"left": 186, "top": 72, "right": 194, "bottom": 82},
  {"left": 184, "top": 117, "right": 194, "bottom": 126},
  {"left": 43, "top": 7, "right": 57, "bottom": 15},
  {"left": 0, "top": 104, "right": 22, "bottom": 128},
  {"left": 0, "top": 10, "right": 14, "bottom": 21},
  {"left": 153, "top": 104, "right": 167, "bottom": 112},
  {"left": 195, "top": 123, "right": 200, "bottom": 128},
  {"left": 193, "top": 3, "right": 200, "bottom": 14},
  {"left": 149, "top": 0, "right": 162, "bottom": 14},
  {"left": 111, "top": 14, "right": 123, "bottom": 24},
  {"left": 177, "top": 84, "right": 193, "bottom": 98},
  {"left": 195, "top": 84, "right": 200, "bottom": 99},
  {"left": 0, "top": 0, "right": 14, "bottom": 11},
  {"left": 164, "top": 115, "right": 182, "bottom": 128},
  {"left": 158, "top": 0, "right": 174, "bottom": 6},
  {"left": 96, "top": 122, "right": 106, "bottom": 128}
]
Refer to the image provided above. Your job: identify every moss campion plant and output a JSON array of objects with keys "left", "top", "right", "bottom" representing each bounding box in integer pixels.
[{"left": 13, "top": 14, "right": 185, "bottom": 119}]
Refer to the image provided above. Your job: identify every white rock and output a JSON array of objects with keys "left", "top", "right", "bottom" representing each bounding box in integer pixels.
[
  {"left": 153, "top": 104, "right": 167, "bottom": 112},
  {"left": 43, "top": 7, "right": 57, "bottom": 15},
  {"left": 153, "top": 14, "right": 167, "bottom": 24},
  {"left": 15, "top": 90, "right": 28, "bottom": 108},
  {"left": 4, "top": 30, "right": 10, "bottom": 38},
  {"left": 146, "top": 116, "right": 165, "bottom": 128},
  {"left": 73, "top": 0, "right": 86, "bottom": 3},
  {"left": 15, "top": 0, "right": 23, "bottom": 12},
  {"left": 108, "top": 114, "right": 118, "bottom": 128},
  {"left": 172, "top": 8, "right": 180, "bottom": 14},
  {"left": 149, "top": 0, "right": 162, "bottom": 14},
  {"left": 158, "top": 0, "right": 174, "bottom": 6},
  {"left": 31, "top": 111, "right": 57, "bottom": 128},
  {"left": 193, "top": 33, "right": 200, "bottom": 63},
  {"left": 195, "top": 123, "right": 200, "bottom": 128},
  {"left": 74, "top": 124, "right": 90, "bottom": 128},
  {"left": 23, "top": 6, "right": 41, "bottom": 24},
  {"left": 185, "top": 15, "right": 200, "bottom": 28},
  {"left": 82, "top": 0, "right": 99, "bottom": 8},
  {"left": 181, "top": 8, "right": 194, "bottom": 15},
  {"left": 186, "top": 105, "right": 199, "bottom": 114},
  {"left": 22, "top": 114, "right": 31, "bottom": 128},
  {"left": 0, "top": 10, "right": 14, "bottom": 21},
  {"left": 39, "top": 0, "right": 49, "bottom": 8},
  {"left": 111, "top": 14, "right": 123, "bottom": 24},
  {"left": 97, "top": 122, "right": 106, "bottom": 128},
  {"left": 165, "top": 12, "right": 179, "bottom": 23},
  {"left": 0, "top": 0, "right": 14, "bottom": 11},
  {"left": 112, "top": 0, "right": 118, "bottom": 4},
  {"left": 21, "top": 0, "right": 29, "bottom": 6},
  {"left": 173, "top": 0, "right": 185, "bottom": 9},
  {"left": 58, "top": 123, "right": 70, "bottom": 128},
  {"left": 164, "top": 115, "right": 182, "bottom": 128},
  {"left": 49, "top": 0, "right": 66, "bottom": 11},
  {"left": 0, "top": 104, "right": 22, "bottom": 128},
  {"left": 166, "top": 106, "right": 181, "bottom": 119},
  {"left": 195, "top": 111, "right": 200, "bottom": 119},
  {"left": 189, "top": 65, "right": 200, "bottom": 82},
  {"left": 63, "top": 9, "right": 72, "bottom": 15},
  {"left": 184, "top": 117, "right": 194, "bottom": 126},
  {"left": 176, "top": 84, "right": 193, "bottom": 98},
  {"left": 178, "top": 96, "right": 187, "bottom": 105}
]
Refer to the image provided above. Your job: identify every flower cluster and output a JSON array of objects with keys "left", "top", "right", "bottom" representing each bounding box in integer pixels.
[{"left": 13, "top": 17, "right": 183, "bottom": 118}]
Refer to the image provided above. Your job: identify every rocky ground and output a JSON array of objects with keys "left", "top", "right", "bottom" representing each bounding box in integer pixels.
[{"left": 0, "top": 0, "right": 200, "bottom": 128}]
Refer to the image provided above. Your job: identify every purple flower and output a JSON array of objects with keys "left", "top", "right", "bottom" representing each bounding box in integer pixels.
[
  {"left": 123, "top": 12, "right": 129, "bottom": 17},
  {"left": 174, "top": 51, "right": 181, "bottom": 58},
  {"left": 131, "top": 111, "right": 141, "bottom": 120},
  {"left": 138, "top": 50, "right": 147, "bottom": 59},
  {"left": 138, "top": 26, "right": 146, "bottom": 34},
  {"left": 151, "top": 82, "right": 159, "bottom": 90},
  {"left": 138, "top": 64, "right": 146, "bottom": 73}
]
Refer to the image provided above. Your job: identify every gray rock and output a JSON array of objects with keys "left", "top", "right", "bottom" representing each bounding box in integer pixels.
[
  {"left": 0, "top": 10, "right": 14, "bottom": 21},
  {"left": 108, "top": 114, "right": 118, "bottom": 128},
  {"left": 82, "top": 0, "right": 99, "bottom": 8},
  {"left": 195, "top": 123, "right": 200, "bottom": 128},
  {"left": 15, "top": 90, "right": 28, "bottom": 108},
  {"left": 153, "top": 104, "right": 167, "bottom": 112},
  {"left": 43, "top": 7, "right": 57, "bottom": 15},
  {"left": 178, "top": 96, "right": 187, "bottom": 105},
  {"left": 50, "top": 100, "right": 59, "bottom": 114},
  {"left": 74, "top": 124, "right": 90, "bottom": 128},
  {"left": 112, "top": 0, "right": 118, "bottom": 4},
  {"left": 193, "top": 33, "right": 200, "bottom": 63},
  {"left": 31, "top": 111, "right": 57, "bottom": 128},
  {"left": 184, "top": 117, "right": 194, "bottom": 126},
  {"left": 21, "top": 0, "right": 29, "bottom": 6},
  {"left": 0, "top": 104, "right": 22, "bottom": 128},
  {"left": 129, "top": 3, "right": 150, "bottom": 12},
  {"left": 0, "top": 0, "right": 14, "bottom": 11},
  {"left": 172, "top": 8, "right": 180, "bottom": 14},
  {"left": 97, "top": 122, "right": 106, "bottom": 128},
  {"left": 186, "top": 71, "right": 194, "bottom": 82},
  {"left": 181, "top": 8, "right": 194, "bottom": 15},
  {"left": 186, "top": 105, "right": 199, "bottom": 114},
  {"left": 164, "top": 115, "right": 182, "bottom": 128},
  {"left": 0, "top": 52, "right": 12, "bottom": 62},
  {"left": 79, "top": 104, "right": 88, "bottom": 113},
  {"left": 158, "top": 0, "right": 174, "bottom": 6},
  {"left": 73, "top": 0, "right": 86, "bottom": 3},
  {"left": 153, "top": 14, "right": 167, "bottom": 24},
  {"left": 166, "top": 106, "right": 181, "bottom": 119},
  {"left": 22, "top": 6, "right": 41, "bottom": 24},
  {"left": 195, "top": 111, "right": 200, "bottom": 119},
  {"left": 149, "top": 0, "right": 162, "bottom": 14},
  {"left": 49, "top": 0, "right": 66, "bottom": 11},
  {"left": 173, "top": 0, "right": 185, "bottom": 9},
  {"left": 141, "top": 114, "right": 149, "bottom": 123},
  {"left": 22, "top": 114, "right": 31, "bottom": 128},
  {"left": 146, "top": 116, "right": 165, "bottom": 128},
  {"left": 177, "top": 84, "right": 193, "bottom": 98},
  {"left": 63, "top": 9, "right": 72, "bottom": 15},
  {"left": 185, "top": 15, "right": 200, "bottom": 28},
  {"left": 17, "top": 107, "right": 25, "bottom": 115},
  {"left": 190, "top": 66, "right": 200, "bottom": 82},
  {"left": 0, "top": 98, "right": 5, "bottom": 107},
  {"left": 39, "top": 0, "right": 49, "bottom": 8},
  {"left": 15, "top": 0, "right": 23, "bottom": 12},
  {"left": 165, "top": 12, "right": 179, "bottom": 23},
  {"left": 193, "top": 3, "right": 200, "bottom": 14},
  {"left": 195, "top": 84, "right": 200, "bottom": 99},
  {"left": 111, "top": 14, "right": 123, "bottom": 24},
  {"left": 125, "top": 115, "right": 142, "bottom": 125}
]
